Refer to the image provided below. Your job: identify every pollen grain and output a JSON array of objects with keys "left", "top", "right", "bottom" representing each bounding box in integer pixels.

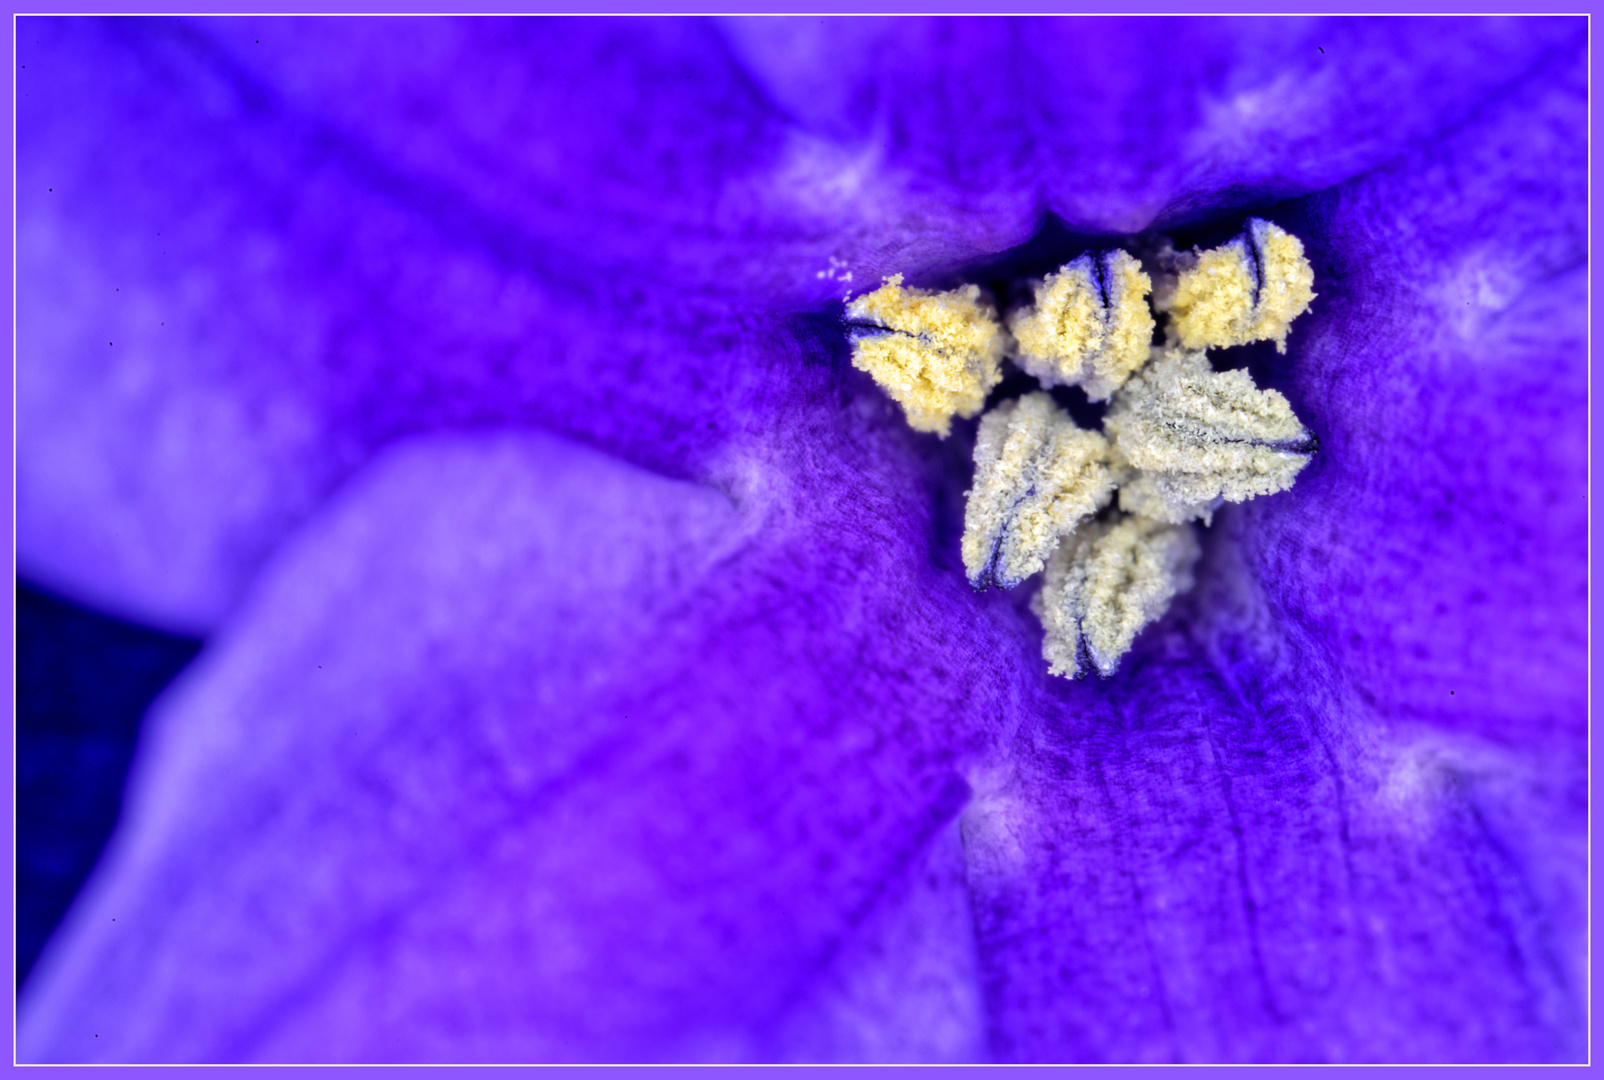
[
  {"left": 1166, "top": 219, "right": 1315, "bottom": 353},
  {"left": 846, "top": 274, "right": 1007, "bottom": 437},
  {"left": 1009, "top": 250, "right": 1156, "bottom": 401}
]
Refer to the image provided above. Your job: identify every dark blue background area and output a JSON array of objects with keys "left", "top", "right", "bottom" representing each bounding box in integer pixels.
[{"left": 15, "top": 580, "right": 203, "bottom": 989}]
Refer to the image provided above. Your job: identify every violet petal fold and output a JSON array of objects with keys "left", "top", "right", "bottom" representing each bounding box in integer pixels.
[
  {"left": 963, "top": 645, "right": 1584, "bottom": 1062},
  {"left": 20, "top": 423, "right": 1023, "bottom": 1062},
  {"left": 16, "top": 18, "right": 829, "bottom": 632},
  {"left": 722, "top": 15, "right": 1582, "bottom": 231},
  {"left": 20, "top": 16, "right": 1584, "bottom": 631},
  {"left": 1240, "top": 42, "right": 1587, "bottom": 754},
  {"left": 17, "top": 13, "right": 1586, "bottom": 1065},
  {"left": 957, "top": 35, "right": 1586, "bottom": 1063}
]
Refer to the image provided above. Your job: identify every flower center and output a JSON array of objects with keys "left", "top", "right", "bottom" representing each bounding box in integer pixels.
[{"left": 845, "top": 218, "right": 1318, "bottom": 679}]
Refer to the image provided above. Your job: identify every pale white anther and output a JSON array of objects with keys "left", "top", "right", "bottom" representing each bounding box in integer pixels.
[
  {"left": 961, "top": 392, "right": 1114, "bottom": 590},
  {"left": 846, "top": 274, "right": 1007, "bottom": 437},
  {"left": 1104, "top": 348, "right": 1314, "bottom": 523},
  {"left": 1008, "top": 250, "right": 1156, "bottom": 401},
  {"left": 1113, "top": 469, "right": 1222, "bottom": 526},
  {"left": 850, "top": 225, "right": 1318, "bottom": 683},
  {"left": 1032, "top": 513, "right": 1201, "bottom": 679},
  {"left": 1162, "top": 218, "right": 1316, "bottom": 353}
]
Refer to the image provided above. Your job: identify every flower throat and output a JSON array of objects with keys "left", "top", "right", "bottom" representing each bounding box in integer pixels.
[{"left": 844, "top": 218, "right": 1317, "bottom": 679}]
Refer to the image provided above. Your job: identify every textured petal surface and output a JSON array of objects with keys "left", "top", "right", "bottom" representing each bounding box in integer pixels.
[
  {"left": 963, "top": 637, "right": 1585, "bottom": 1063},
  {"left": 19, "top": 16, "right": 1583, "bottom": 631},
  {"left": 1244, "top": 41, "right": 1588, "bottom": 756},
  {"left": 18, "top": 13, "right": 1587, "bottom": 1066},
  {"left": 956, "top": 36, "right": 1587, "bottom": 1064},
  {"left": 15, "top": 19, "right": 802, "bottom": 631},
  {"left": 722, "top": 16, "right": 1581, "bottom": 231},
  {"left": 19, "top": 418, "right": 1022, "bottom": 1062}
]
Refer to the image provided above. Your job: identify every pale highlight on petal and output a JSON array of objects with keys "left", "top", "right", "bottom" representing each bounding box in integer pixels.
[
  {"left": 1164, "top": 219, "right": 1315, "bottom": 353},
  {"left": 1032, "top": 514, "right": 1200, "bottom": 679},
  {"left": 1009, "top": 250, "right": 1155, "bottom": 401},
  {"left": 847, "top": 275, "right": 1006, "bottom": 436},
  {"left": 961, "top": 393, "right": 1113, "bottom": 590}
]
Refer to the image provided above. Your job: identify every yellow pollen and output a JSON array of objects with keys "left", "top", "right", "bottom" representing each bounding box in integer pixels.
[
  {"left": 1166, "top": 219, "right": 1316, "bottom": 353},
  {"left": 1009, "top": 250, "right": 1156, "bottom": 401},
  {"left": 844, "top": 222, "right": 1318, "bottom": 682},
  {"left": 846, "top": 274, "right": 1006, "bottom": 437}
]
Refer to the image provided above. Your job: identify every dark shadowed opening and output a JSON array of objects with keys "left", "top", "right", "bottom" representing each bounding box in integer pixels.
[{"left": 15, "top": 581, "right": 203, "bottom": 989}]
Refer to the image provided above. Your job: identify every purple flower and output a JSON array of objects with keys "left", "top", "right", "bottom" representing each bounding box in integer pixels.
[{"left": 16, "top": 16, "right": 1586, "bottom": 1063}]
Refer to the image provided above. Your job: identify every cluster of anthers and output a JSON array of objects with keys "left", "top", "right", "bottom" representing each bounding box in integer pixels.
[{"left": 844, "top": 219, "right": 1318, "bottom": 679}]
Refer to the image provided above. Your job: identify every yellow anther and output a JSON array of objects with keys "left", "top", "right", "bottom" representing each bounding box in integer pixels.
[
  {"left": 847, "top": 274, "right": 1006, "bottom": 437},
  {"left": 1166, "top": 219, "right": 1315, "bottom": 353},
  {"left": 1009, "top": 250, "right": 1156, "bottom": 401}
]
